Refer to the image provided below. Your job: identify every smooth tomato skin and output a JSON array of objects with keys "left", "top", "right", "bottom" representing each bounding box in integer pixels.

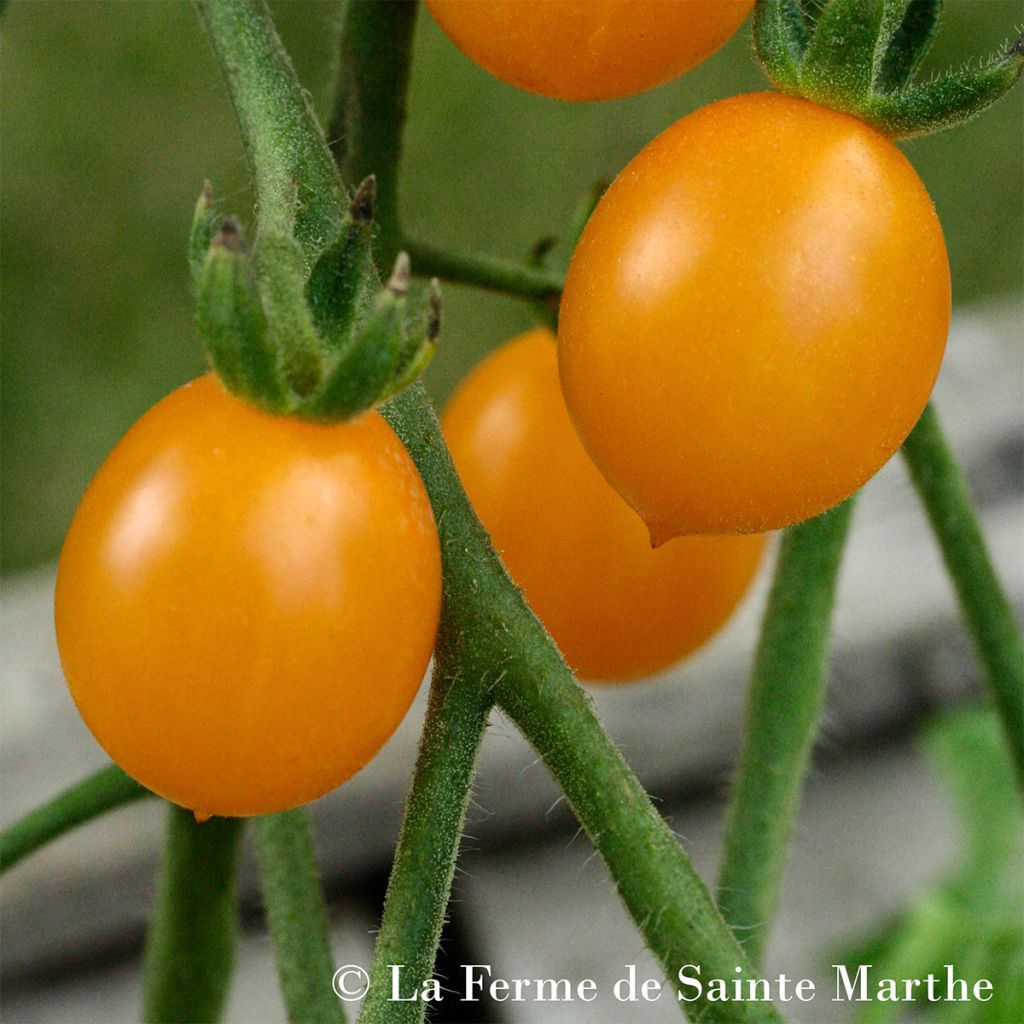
[
  {"left": 443, "top": 328, "right": 765, "bottom": 681},
  {"left": 55, "top": 374, "right": 441, "bottom": 818},
  {"left": 424, "top": 0, "right": 753, "bottom": 101},
  {"left": 559, "top": 92, "right": 951, "bottom": 538}
]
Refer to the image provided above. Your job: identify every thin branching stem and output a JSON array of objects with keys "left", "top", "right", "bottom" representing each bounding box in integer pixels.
[
  {"left": 253, "top": 810, "right": 346, "bottom": 1024},
  {"left": 402, "top": 236, "right": 565, "bottom": 303},
  {"left": 382, "top": 384, "right": 783, "bottom": 1024},
  {"left": 716, "top": 500, "right": 856, "bottom": 965},
  {"left": 358, "top": 665, "right": 492, "bottom": 1022},
  {"left": 142, "top": 806, "right": 244, "bottom": 1023},
  {"left": 902, "top": 402, "right": 1024, "bottom": 785},
  {"left": 323, "top": 0, "right": 783, "bottom": 1012},
  {"left": 328, "top": 0, "right": 417, "bottom": 262},
  {"left": 0, "top": 765, "right": 151, "bottom": 874},
  {"left": 195, "top": 0, "right": 343, "bottom": 261}
]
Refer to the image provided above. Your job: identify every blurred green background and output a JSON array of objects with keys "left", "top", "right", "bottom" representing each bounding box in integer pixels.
[{"left": 2, "top": 0, "right": 1022, "bottom": 573}]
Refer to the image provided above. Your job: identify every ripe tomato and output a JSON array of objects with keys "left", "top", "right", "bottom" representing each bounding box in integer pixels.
[
  {"left": 55, "top": 374, "right": 441, "bottom": 818},
  {"left": 423, "top": 0, "right": 753, "bottom": 101},
  {"left": 559, "top": 92, "right": 950, "bottom": 538},
  {"left": 443, "top": 328, "right": 765, "bottom": 681}
]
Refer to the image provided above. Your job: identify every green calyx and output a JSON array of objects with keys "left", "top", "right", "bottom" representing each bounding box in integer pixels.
[
  {"left": 754, "top": 0, "right": 1023, "bottom": 138},
  {"left": 190, "top": 176, "right": 440, "bottom": 422}
]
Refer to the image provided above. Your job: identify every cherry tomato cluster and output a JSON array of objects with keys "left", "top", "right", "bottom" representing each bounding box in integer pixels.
[
  {"left": 443, "top": 328, "right": 764, "bottom": 681},
  {"left": 57, "top": 3, "right": 956, "bottom": 816}
]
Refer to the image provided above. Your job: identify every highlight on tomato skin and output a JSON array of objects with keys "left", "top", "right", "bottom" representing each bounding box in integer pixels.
[
  {"left": 54, "top": 373, "right": 442, "bottom": 819},
  {"left": 423, "top": 0, "right": 754, "bottom": 102},
  {"left": 558, "top": 91, "right": 951, "bottom": 540},
  {"left": 442, "top": 327, "right": 766, "bottom": 682}
]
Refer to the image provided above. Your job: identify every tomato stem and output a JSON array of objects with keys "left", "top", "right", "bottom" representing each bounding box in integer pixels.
[
  {"left": 402, "top": 236, "right": 564, "bottom": 303},
  {"left": 193, "top": 0, "right": 440, "bottom": 421},
  {"left": 359, "top": 661, "right": 492, "bottom": 1023},
  {"left": 328, "top": 0, "right": 417, "bottom": 267},
  {"left": 716, "top": 499, "right": 856, "bottom": 965},
  {"left": 253, "top": 810, "right": 347, "bottom": 1024},
  {"left": 901, "top": 402, "right": 1024, "bottom": 786},
  {"left": 142, "top": 806, "right": 244, "bottom": 1024},
  {"left": 382, "top": 383, "right": 783, "bottom": 1024},
  {"left": 194, "top": 0, "right": 344, "bottom": 267},
  {"left": 0, "top": 764, "right": 151, "bottom": 875}
]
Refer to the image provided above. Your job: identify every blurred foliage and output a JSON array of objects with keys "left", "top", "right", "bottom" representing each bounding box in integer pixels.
[
  {"left": 2, "top": 0, "right": 1022, "bottom": 572},
  {"left": 837, "top": 706, "right": 1024, "bottom": 1024}
]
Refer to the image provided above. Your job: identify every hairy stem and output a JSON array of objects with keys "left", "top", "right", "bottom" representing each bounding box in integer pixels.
[
  {"left": 384, "top": 385, "right": 783, "bottom": 1024},
  {"left": 253, "top": 810, "right": 345, "bottom": 1024},
  {"left": 402, "top": 237, "right": 565, "bottom": 303},
  {"left": 716, "top": 500, "right": 856, "bottom": 965},
  {"left": 142, "top": 807, "right": 244, "bottom": 1023},
  {"left": 329, "top": 0, "right": 417, "bottom": 262},
  {"left": 902, "top": 402, "right": 1024, "bottom": 785},
  {"left": 358, "top": 665, "right": 491, "bottom": 1023},
  {"left": 195, "top": 0, "right": 344, "bottom": 263},
  {"left": 331, "top": 0, "right": 782, "bottom": 1014},
  {"left": 0, "top": 765, "right": 151, "bottom": 874}
]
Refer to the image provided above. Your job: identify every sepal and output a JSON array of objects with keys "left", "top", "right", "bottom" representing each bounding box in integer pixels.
[
  {"left": 866, "top": 35, "right": 1024, "bottom": 138},
  {"left": 753, "top": 0, "right": 817, "bottom": 92},
  {"left": 873, "top": 0, "right": 940, "bottom": 93},
  {"left": 195, "top": 220, "right": 288, "bottom": 413},
  {"left": 381, "top": 278, "right": 441, "bottom": 400},
  {"left": 189, "top": 181, "right": 219, "bottom": 288},
  {"left": 300, "top": 255, "right": 442, "bottom": 421},
  {"left": 252, "top": 232, "right": 324, "bottom": 400},
  {"left": 305, "top": 176, "right": 379, "bottom": 349},
  {"left": 754, "top": 0, "right": 1023, "bottom": 138}
]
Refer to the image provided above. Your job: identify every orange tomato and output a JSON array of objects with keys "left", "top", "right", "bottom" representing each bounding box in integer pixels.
[
  {"left": 424, "top": 0, "right": 753, "bottom": 101},
  {"left": 443, "top": 328, "right": 765, "bottom": 681},
  {"left": 559, "top": 92, "right": 950, "bottom": 538},
  {"left": 55, "top": 374, "right": 441, "bottom": 818}
]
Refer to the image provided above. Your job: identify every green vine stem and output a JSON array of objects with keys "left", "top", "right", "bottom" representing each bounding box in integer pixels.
[
  {"left": 382, "top": 385, "right": 782, "bottom": 1024},
  {"left": 194, "top": 0, "right": 343, "bottom": 261},
  {"left": 142, "top": 807, "right": 244, "bottom": 1023},
  {"left": 402, "top": 237, "right": 565, "bottom": 303},
  {"left": 253, "top": 810, "right": 345, "bottom": 1024},
  {"left": 359, "top": 663, "right": 492, "bottom": 1022},
  {"left": 328, "top": 0, "right": 416, "bottom": 263},
  {"left": 322, "top": 0, "right": 784, "bottom": 1008},
  {"left": 901, "top": 402, "right": 1024, "bottom": 785},
  {"left": 326, "top": 0, "right": 563, "bottom": 305},
  {"left": 716, "top": 500, "right": 856, "bottom": 965},
  {"left": 3, "top": 8, "right": 1020, "bottom": 1024},
  {"left": 0, "top": 765, "right": 150, "bottom": 874}
]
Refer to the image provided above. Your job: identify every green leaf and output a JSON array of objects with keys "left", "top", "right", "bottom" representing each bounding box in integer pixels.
[
  {"left": 873, "top": 0, "right": 941, "bottom": 93},
  {"left": 196, "top": 222, "right": 287, "bottom": 413},
  {"left": 837, "top": 708, "right": 1024, "bottom": 1024},
  {"left": 922, "top": 707, "right": 1022, "bottom": 889}
]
